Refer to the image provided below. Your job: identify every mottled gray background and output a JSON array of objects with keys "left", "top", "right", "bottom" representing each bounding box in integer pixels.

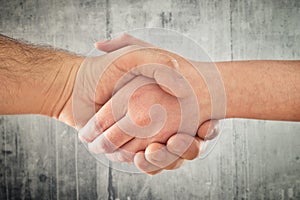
[{"left": 1, "top": 0, "right": 300, "bottom": 199}]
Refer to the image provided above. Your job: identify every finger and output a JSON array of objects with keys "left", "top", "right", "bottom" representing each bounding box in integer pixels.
[
  {"left": 79, "top": 75, "right": 165, "bottom": 150},
  {"left": 72, "top": 45, "right": 146, "bottom": 127},
  {"left": 105, "top": 138, "right": 149, "bottom": 163},
  {"left": 145, "top": 143, "right": 180, "bottom": 169},
  {"left": 94, "top": 47, "right": 181, "bottom": 106},
  {"left": 78, "top": 84, "right": 130, "bottom": 143},
  {"left": 95, "top": 34, "right": 198, "bottom": 99},
  {"left": 197, "top": 120, "right": 219, "bottom": 140},
  {"left": 166, "top": 134, "right": 200, "bottom": 160},
  {"left": 104, "top": 135, "right": 175, "bottom": 163},
  {"left": 95, "top": 33, "right": 153, "bottom": 53},
  {"left": 105, "top": 148, "right": 135, "bottom": 163},
  {"left": 87, "top": 78, "right": 170, "bottom": 154},
  {"left": 78, "top": 76, "right": 152, "bottom": 143},
  {"left": 78, "top": 100, "right": 120, "bottom": 143},
  {"left": 110, "top": 128, "right": 195, "bottom": 162},
  {"left": 75, "top": 44, "right": 196, "bottom": 128},
  {"left": 87, "top": 116, "right": 134, "bottom": 154},
  {"left": 95, "top": 34, "right": 194, "bottom": 98},
  {"left": 104, "top": 138, "right": 167, "bottom": 163},
  {"left": 134, "top": 151, "right": 162, "bottom": 175}
]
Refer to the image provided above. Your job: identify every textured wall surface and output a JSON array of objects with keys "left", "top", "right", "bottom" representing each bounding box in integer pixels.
[{"left": 0, "top": 0, "right": 300, "bottom": 199}]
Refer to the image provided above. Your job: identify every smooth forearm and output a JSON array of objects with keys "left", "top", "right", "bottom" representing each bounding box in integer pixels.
[
  {"left": 0, "top": 34, "right": 83, "bottom": 117},
  {"left": 216, "top": 60, "right": 300, "bottom": 121}
]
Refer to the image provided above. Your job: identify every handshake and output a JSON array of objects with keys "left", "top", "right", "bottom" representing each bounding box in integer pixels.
[
  {"left": 2, "top": 33, "right": 298, "bottom": 175},
  {"left": 62, "top": 34, "right": 224, "bottom": 175}
]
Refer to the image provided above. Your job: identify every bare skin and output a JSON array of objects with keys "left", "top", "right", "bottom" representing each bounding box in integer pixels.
[
  {"left": 82, "top": 34, "right": 300, "bottom": 174},
  {"left": 0, "top": 34, "right": 82, "bottom": 117},
  {"left": 0, "top": 34, "right": 212, "bottom": 175},
  {"left": 1, "top": 34, "right": 299, "bottom": 175},
  {"left": 95, "top": 35, "right": 300, "bottom": 121}
]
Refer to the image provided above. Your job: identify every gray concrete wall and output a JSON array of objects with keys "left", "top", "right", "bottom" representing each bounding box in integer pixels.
[{"left": 0, "top": 0, "right": 299, "bottom": 199}]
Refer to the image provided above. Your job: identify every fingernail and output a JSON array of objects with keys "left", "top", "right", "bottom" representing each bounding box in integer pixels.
[
  {"left": 78, "top": 133, "right": 86, "bottom": 142},
  {"left": 205, "top": 128, "right": 214, "bottom": 139},
  {"left": 173, "top": 140, "right": 188, "bottom": 155},
  {"left": 171, "top": 59, "right": 179, "bottom": 70},
  {"left": 152, "top": 150, "right": 167, "bottom": 162},
  {"left": 205, "top": 126, "right": 219, "bottom": 140},
  {"left": 78, "top": 130, "right": 88, "bottom": 143},
  {"left": 94, "top": 40, "right": 110, "bottom": 47}
]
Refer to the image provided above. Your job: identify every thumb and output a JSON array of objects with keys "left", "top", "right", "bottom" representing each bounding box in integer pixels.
[
  {"left": 197, "top": 119, "right": 219, "bottom": 140},
  {"left": 95, "top": 33, "right": 153, "bottom": 53}
]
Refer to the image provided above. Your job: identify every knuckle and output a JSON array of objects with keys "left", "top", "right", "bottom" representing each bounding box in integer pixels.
[
  {"left": 94, "top": 117, "right": 104, "bottom": 134},
  {"left": 119, "top": 33, "right": 131, "bottom": 40},
  {"left": 96, "top": 137, "right": 116, "bottom": 154},
  {"left": 130, "top": 90, "right": 143, "bottom": 103},
  {"left": 136, "top": 116, "right": 151, "bottom": 127}
]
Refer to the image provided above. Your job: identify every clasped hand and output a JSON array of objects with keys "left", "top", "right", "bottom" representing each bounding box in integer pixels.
[{"left": 69, "top": 34, "right": 220, "bottom": 175}]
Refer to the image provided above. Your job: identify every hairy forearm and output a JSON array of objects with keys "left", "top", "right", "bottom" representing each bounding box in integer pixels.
[
  {"left": 0, "top": 34, "right": 83, "bottom": 117},
  {"left": 216, "top": 60, "right": 300, "bottom": 121}
]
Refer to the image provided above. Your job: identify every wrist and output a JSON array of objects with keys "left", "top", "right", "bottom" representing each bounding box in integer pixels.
[
  {"left": 43, "top": 54, "right": 83, "bottom": 124},
  {"left": 190, "top": 61, "right": 257, "bottom": 120},
  {"left": 0, "top": 35, "right": 84, "bottom": 117},
  {"left": 179, "top": 60, "right": 213, "bottom": 122}
]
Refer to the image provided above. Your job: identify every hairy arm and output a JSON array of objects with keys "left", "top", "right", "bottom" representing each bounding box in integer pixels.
[{"left": 0, "top": 34, "right": 83, "bottom": 117}]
